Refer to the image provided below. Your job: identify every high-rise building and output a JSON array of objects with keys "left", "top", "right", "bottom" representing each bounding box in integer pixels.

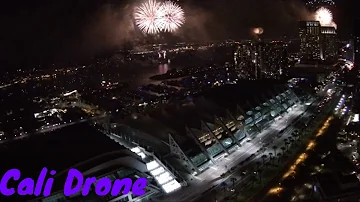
[
  {"left": 340, "top": 40, "right": 354, "bottom": 61},
  {"left": 354, "top": 18, "right": 360, "bottom": 70},
  {"left": 234, "top": 41, "right": 288, "bottom": 79},
  {"left": 234, "top": 41, "right": 263, "bottom": 79},
  {"left": 262, "top": 41, "right": 288, "bottom": 79},
  {"left": 320, "top": 26, "right": 337, "bottom": 60},
  {"left": 299, "top": 21, "right": 321, "bottom": 61}
]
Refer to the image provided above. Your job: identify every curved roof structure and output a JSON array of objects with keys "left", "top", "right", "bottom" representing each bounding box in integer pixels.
[
  {"left": 0, "top": 123, "right": 148, "bottom": 202},
  {"left": 200, "top": 81, "right": 287, "bottom": 113},
  {"left": 111, "top": 81, "right": 293, "bottom": 158},
  {"left": 102, "top": 81, "right": 301, "bottom": 186},
  {"left": 51, "top": 149, "right": 148, "bottom": 193}
]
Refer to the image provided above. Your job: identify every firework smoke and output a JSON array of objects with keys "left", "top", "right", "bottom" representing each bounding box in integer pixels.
[
  {"left": 252, "top": 27, "right": 264, "bottom": 35},
  {"left": 2, "top": 0, "right": 324, "bottom": 66}
]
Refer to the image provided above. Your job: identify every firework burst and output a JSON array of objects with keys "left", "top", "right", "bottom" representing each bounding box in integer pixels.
[
  {"left": 158, "top": 1, "right": 185, "bottom": 32},
  {"left": 134, "top": 0, "right": 164, "bottom": 34},
  {"left": 134, "top": 0, "right": 185, "bottom": 34},
  {"left": 252, "top": 27, "right": 264, "bottom": 35},
  {"left": 315, "top": 7, "right": 333, "bottom": 26}
]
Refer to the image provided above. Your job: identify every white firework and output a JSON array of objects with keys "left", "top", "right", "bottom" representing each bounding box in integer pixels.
[
  {"left": 315, "top": 7, "right": 333, "bottom": 26},
  {"left": 134, "top": 0, "right": 185, "bottom": 34},
  {"left": 159, "top": 1, "right": 185, "bottom": 32},
  {"left": 134, "top": 0, "right": 165, "bottom": 34}
]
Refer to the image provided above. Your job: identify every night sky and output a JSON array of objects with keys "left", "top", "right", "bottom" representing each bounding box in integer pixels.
[{"left": 0, "top": 0, "right": 357, "bottom": 69}]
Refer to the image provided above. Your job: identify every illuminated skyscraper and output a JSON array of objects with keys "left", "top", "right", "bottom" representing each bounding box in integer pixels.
[
  {"left": 299, "top": 21, "right": 321, "bottom": 61},
  {"left": 354, "top": 18, "right": 360, "bottom": 70},
  {"left": 320, "top": 26, "right": 337, "bottom": 60},
  {"left": 342, "top": 40, "right": 354, "bottom": 62},
  {"left": 262, "top": 41, "right": 288, "bottom": 79},
  {"left": 235, "top": 41, "right": 262, "bottom": 79},
  {"left": 234, "top": 41, "right": 288, "bottom": 79}
]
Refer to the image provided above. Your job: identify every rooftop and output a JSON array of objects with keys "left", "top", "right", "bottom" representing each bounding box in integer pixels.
[
  {"left": 115, "top": 82, "right": 290, "bottom": 157},
  {"left": 0, "top": 123, "right": 129, "bottom": 201},
  {"left": 200, "top": 81, "right": 287, "bottom": 113}
]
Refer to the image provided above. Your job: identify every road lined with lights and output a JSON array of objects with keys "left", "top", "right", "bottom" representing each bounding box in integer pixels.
[
  {"left": 161, "top": 103, "right": 307, "bottom": 202},
  {"left": 281, "top": 116, "right": 333, "bottom": 180},
  {"left": 211, "top": 110, "right": 313, "bottom": 202},
  {"left": 214, "top": 84, "right": 338, "bottom": 201},
  {"left": 259, "top": 116, "right": 334, "bottom": 201},
  {"left": 256, "top": 94, "right": 340, "bottom": 202},
  {"left": 162, "top": 81, "right": 337, "bottom": 202},
  {"left": 214, "top": 85, "right": 337, "bottom": 201}
]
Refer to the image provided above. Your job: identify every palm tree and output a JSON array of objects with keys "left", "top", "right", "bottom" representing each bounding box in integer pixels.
[
  {"left": 249, "top": 175, "right": 256, "bottom": 187},
  {"left": 292, "top": 133, "right": 299, "bottom": 144},
  {"left": 293, "top": 132, "right": 299, "bottom": 141},
  {"left": 285, "top": 142, "right": 290, "bottom": 151},
  {"left": 221, "top": 182, "right": 227, "bottom": 195},
  {"left": 277, "top": 153, "right": 282, "bottom": 164},
  {"left": 230, "top": 177, "right": 237, "bottom": 191},
  {"left": 281, "top": 146, "right": 286, "bottom": 154},
  {"left": 272, "top": 145, "right": 278, "bottom": 156},
  {"left": 257, "top": 169, "right": 263, "bottom": 185},
  {"left": 261, "top": 154, "right": 267, "bottom": 165},
  {"left": 211, "top": 189, "right": 217, "bottom": 201},
  {"left": 268, "top": 152, "right": 274, "bottom": 164},
  {"left": 256, "top": 161, "right": 261, "bottom": 170}
]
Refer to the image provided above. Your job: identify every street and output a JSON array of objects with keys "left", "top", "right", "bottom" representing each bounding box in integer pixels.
[
  {"left": 161, "top": 81, "right": 337, "bottom": 202},
  {"left": 161, "top": 103, "right": 308, "bottom": 202}
]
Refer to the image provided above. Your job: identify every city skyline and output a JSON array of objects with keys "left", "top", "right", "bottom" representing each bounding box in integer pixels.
[
  {"left": 0, "top": 0, "right": 357, "bottom": 68},
  {"left": 0, "top": 1, "right": 360, "bottom": 202}
]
